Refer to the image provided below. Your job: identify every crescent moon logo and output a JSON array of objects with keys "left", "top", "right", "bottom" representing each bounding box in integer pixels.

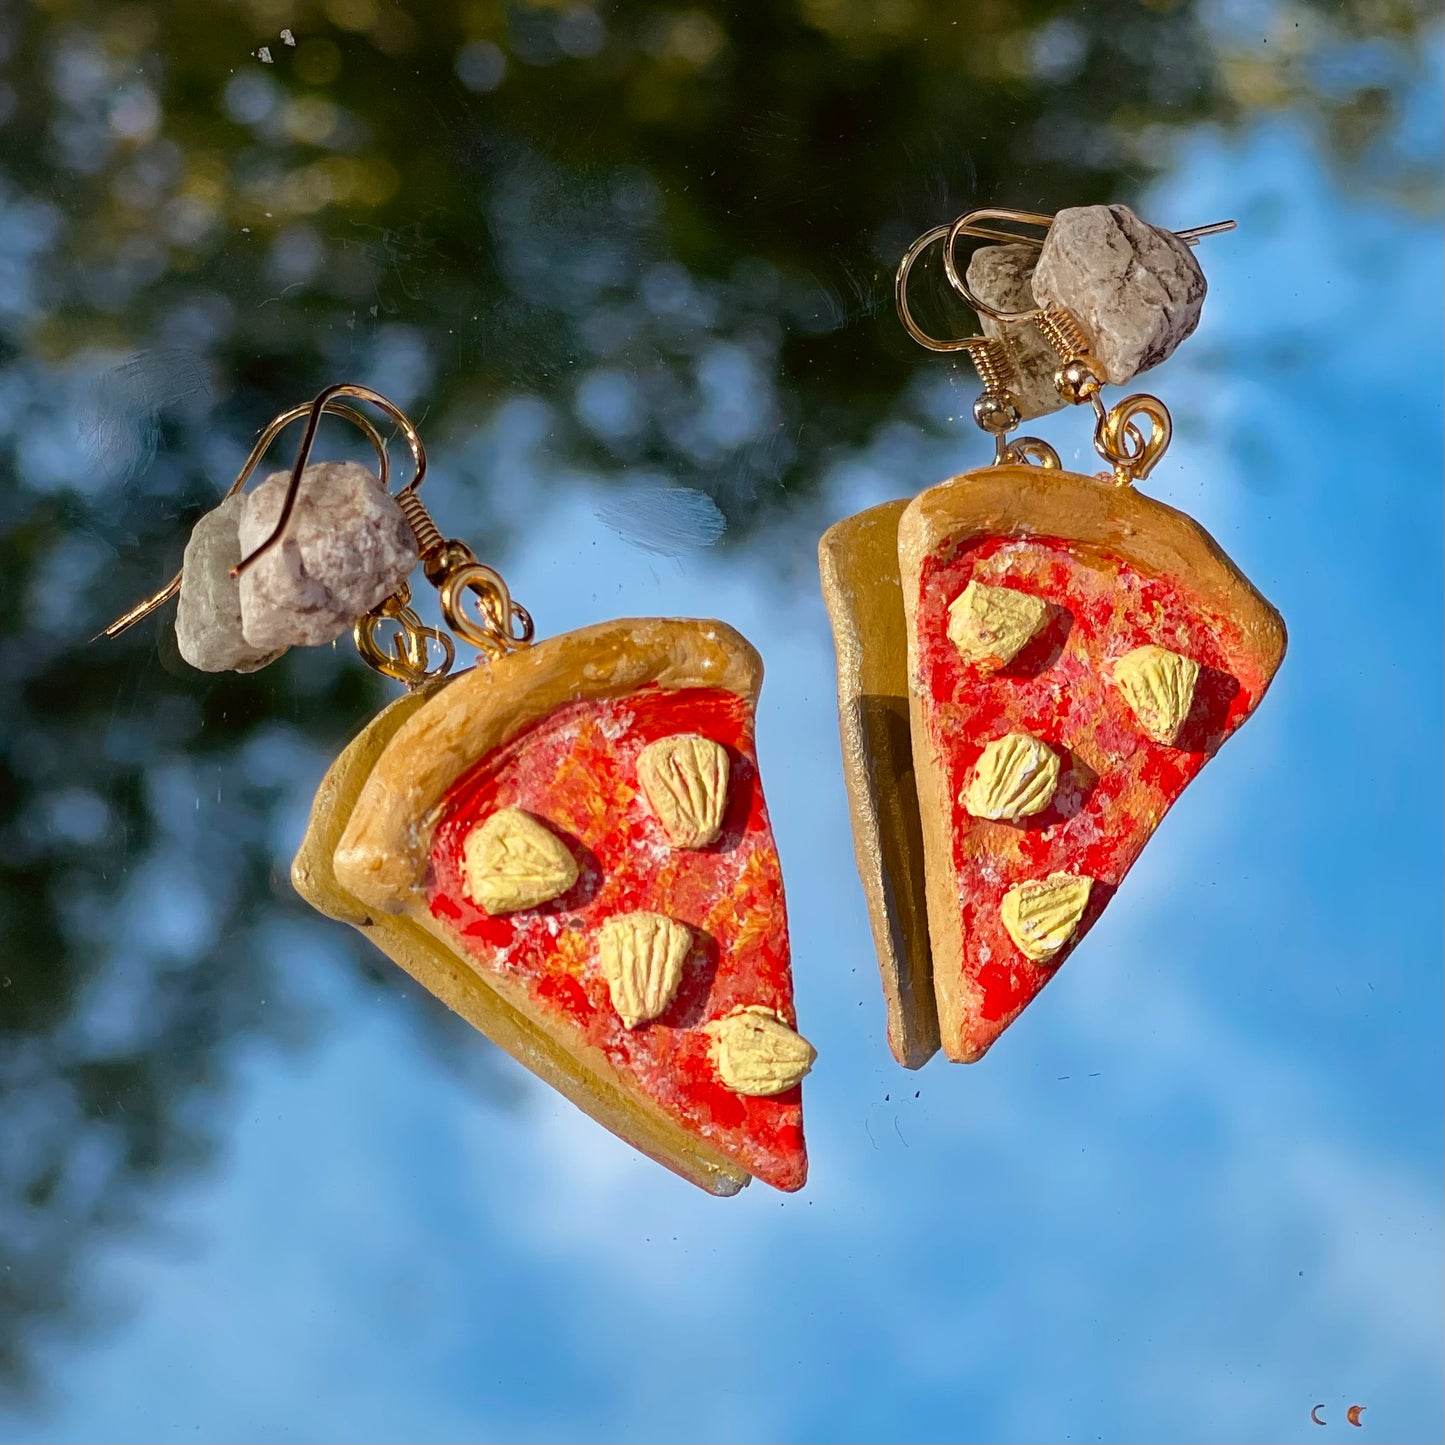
[
  {"left": 1347, "top": 1404, "right": 1366, "bottom": 1427},
  {"left": 1310, "top": 1405, "right": 1327, "bottom": 1426}
]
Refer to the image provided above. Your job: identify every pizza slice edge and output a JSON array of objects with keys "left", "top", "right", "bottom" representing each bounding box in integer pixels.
[{"left": 819, "top": 500, "right": 940, "bottom": 1068}]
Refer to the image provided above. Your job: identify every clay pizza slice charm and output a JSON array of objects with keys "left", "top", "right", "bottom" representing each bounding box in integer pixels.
[
  {"left": 898, "top": 465, "right": 1286, "bottom": 1061},
  {"left": 826, "top": 203, "right": 1284, "bottom": 1066},
  {"left": 294, "top": 618, "right": 811, "bottom": 1194}
]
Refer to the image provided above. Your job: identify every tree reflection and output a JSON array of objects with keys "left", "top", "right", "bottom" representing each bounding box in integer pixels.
[{"left": 0, "top": 0, "right": 1433, "bottom": 1396}]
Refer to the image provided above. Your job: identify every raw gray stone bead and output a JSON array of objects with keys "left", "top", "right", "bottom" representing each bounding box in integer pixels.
[
  {"left": 174, "top": 495, "right": 286, "bottom": 674},
  {"left": 964, "top": 244, "right": 1066, "bottom": 421},
  {"left": 237, "top": 461, "right": 416, "bottom": 650},
  {"left": 1031, "top": 204, "right": 1206, "bottom": 385}
]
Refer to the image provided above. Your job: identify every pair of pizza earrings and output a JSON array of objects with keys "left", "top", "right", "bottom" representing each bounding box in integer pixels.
[
  {"left": 822, "top": 205, "right": 1286, "bottom": 1068},
  {"left": 103, "top": 205, "right": 1285, "bottom": 1198}
]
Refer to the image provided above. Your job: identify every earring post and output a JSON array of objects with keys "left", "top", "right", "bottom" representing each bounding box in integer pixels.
[
  {"left": 1174, "top": 219, "right": 1237, "bottom": 245},
  {"left": 948, "top": 214, "right": 1238, "bottom": 250}
]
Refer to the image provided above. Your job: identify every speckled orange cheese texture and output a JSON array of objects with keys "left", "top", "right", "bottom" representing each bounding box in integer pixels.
[
  {"left": 915, "top": 534, "right": 1274, "bottom": 1060},
  {"left": 427, "top": 685, "right": 806, "bottom": 1192}
]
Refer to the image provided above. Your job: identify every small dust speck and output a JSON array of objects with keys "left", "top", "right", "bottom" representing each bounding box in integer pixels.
[
  {"left": 281, "top": 28, "right": 296, "bottom": 45},
  {"left": 255, "top": 46, "right": 273, "bottom": 63}
]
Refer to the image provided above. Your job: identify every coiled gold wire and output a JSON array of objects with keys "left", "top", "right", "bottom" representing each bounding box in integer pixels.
[
  {"left": 1032, "top": 307, "right": 1093, "bottom": 363},
  {"left": 396, "top": 487, "right": 446, "bottom": 561},
  {"left": 967, "top": 336, "right": 1019, "bottom": 398}
]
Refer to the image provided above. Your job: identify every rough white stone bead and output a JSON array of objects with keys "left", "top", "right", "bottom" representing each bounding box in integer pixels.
[
  {"left": 964, "top": 243, "right": 1066, "bottom": 421},
  {"left": 237, "top": 461, "right": 415, "bottom": 650},
  {"left": 174, "top": 495, "right": 285, "bottom": 674},
  {"left": 1031, "top": 204, "right": 1206, "bottom": 385}
]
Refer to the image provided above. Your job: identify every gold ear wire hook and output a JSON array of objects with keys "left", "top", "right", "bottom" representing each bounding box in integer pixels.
[
  {"left": 264, "top": 385, "right": 537, "bottom": 668},
  {"left": 896, "top": 226, "right": 1058, "bottom": 467},
  {"left": 896, "top": 210, "right": 1076, "bottom": 346},
  {"left": 101, "top": 383, "right": 532, "bottom": 681},
  {"left": 941, "top": 209, "right": 1056, "bottom": 325},
  {"left": 947, "top": 211, "right": 1236, "bottom": 254},
  {"left": 97, "top": 398, "right": 391, "bottom": 640},
  {"left": 909, "top": 208, "right": 1239, "bottom": 328},
  {"left": 895, "top": 223, "right": 983, "bottom": 353},
  {"left": 896, "top": 206, "right": 1233, "bottom": 488},
  {"left": 231, "top": 382, "right": 426, "bottom": 579}
]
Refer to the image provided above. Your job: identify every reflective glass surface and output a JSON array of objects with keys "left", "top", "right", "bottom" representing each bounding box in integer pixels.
[{"left": 0, "top": 4, "right": 1440, "bottom": 1441}]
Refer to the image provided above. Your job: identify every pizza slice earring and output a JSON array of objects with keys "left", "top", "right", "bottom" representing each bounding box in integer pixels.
[
  {"left": 821, "top": 206, "right": 1286, "bottom": 1067},
  {"left": 105, "top": 385, "right": 814, "bottom": 1195}
]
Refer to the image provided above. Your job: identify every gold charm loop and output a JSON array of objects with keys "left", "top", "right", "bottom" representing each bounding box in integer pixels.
[
  {"left": 1093, "top": 393, "right": 1172, "bottom": 486},
  {"left": 439, "top": 559, "right": 530, "bottom": 659},
  {"left": 1001, "top": 437, "right": 1062, "bottom": 469},
  {"left": 354, "top": 589, "right": 455, "bottom": 689}
]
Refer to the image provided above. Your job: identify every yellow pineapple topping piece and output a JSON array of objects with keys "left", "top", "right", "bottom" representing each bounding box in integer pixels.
[{"left": 947, "top": 581, "right": 1048, "bottom": 669}]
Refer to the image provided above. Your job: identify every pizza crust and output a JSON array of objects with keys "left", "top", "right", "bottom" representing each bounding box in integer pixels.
[
  {"left": 334, "top": 617, "right": 761, "bottom": 913},
  {"left": 899, "top": 466, "right": 1289, "bottom": 653},
  {"left": 819, "top": 501, "right": 940, "bottom": 1069},
  {"left": 898, "top": 464, "right": 1287, "bottom": 1062},
  {"left": 295, "top": 618, "right": 768, "bottom": 1196}
]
